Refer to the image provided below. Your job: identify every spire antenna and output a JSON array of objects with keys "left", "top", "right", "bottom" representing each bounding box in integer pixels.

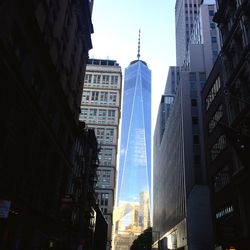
[{"left": 137, "top": 29, "right": 141, "bottom": 60}]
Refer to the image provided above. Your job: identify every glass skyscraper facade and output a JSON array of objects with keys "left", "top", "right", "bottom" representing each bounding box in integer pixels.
[{"left": 113, "top": 59, "right": 151, "bottom": 250}]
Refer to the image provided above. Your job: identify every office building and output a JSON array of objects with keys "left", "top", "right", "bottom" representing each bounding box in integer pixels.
[
  {"left": 80, "top": 58, "right": 122, "bottom": 250},
  {"left": 153, "top": 2, "right": 220, "bottom": 249},
  {"left": 202, "top": 0, "right": 250, "bottom": 248},
  {"left": 175, "top": 0, "right": 202, "bottom": 67},
  {"left": 113, "top": 33, "right": 152, "bottom": 250},
  {"left": 153, "top": 66, "right": 213, "bottom": 249},
  {"left": 187, "top": 3, "right": 220, "bottom": 74},
  {"left": 0, "top": 1, "right": 93, "bottom": 249}
]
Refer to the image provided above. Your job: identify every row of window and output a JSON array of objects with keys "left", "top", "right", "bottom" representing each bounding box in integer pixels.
[
  {"left": 84, "top": 74, "right": 119, "bottom": 86},
  {"left": 185, "top": 10, "right": 198, "bottom": 14},
  {"left": 184, "top": 3, "right": 197, "bottom": 7},
  {"left": 81, "top": 108, "right": 115, "bottom": 117},
  {"left": 84, "top": 108, "right": 115, "bottom": 117},
  {"left": 82, "top": 91, "right": 118, "bottom": 103},
  {"left": 80, "top": 108, "right": 116, "bottom": 124},
  {"left": 96, "top": 127, "right": 115, "bottom": 144},
  {"left": 189, "top": 72, "right": 206, "bottom": 81},
  {"left": 98, "top": 147, "right": 114, "bottom": 165},
  {"left": 96, "top": 170, "right": 111, "bottom": 186}
]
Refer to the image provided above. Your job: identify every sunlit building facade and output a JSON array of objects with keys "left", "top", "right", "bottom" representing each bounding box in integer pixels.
[
  {"left": 113, "top": 54, "right": 151, "bottom": 250},
  {"left": 80, "top": 59, "right": 122, "bottom": 250}
]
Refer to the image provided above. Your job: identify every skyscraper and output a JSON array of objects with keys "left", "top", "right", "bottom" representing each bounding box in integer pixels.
[
  {"left": 153, "top": 1, "right": 219, "bottom": 249},
  {"left": 175, "top": 0, "right": 202, "bottom": 67},
  {"left": 113, "top": 32, "right": 152, "bottom": 250},
  {"left": 80, "top": 59, "right": 122, "bottom": 250}
]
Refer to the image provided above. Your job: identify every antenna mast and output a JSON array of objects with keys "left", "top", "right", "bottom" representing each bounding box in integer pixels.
[{"left": 137, "top": 29, "right": 141, "bottom": 60}]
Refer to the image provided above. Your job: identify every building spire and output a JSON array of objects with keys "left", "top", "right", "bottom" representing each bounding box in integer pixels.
[{"left": 137, "top": 29, "right": 141, "bottom": 60}]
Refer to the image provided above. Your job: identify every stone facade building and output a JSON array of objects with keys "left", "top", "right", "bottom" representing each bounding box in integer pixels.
[
  {"left": 80, "top": 58, "right": 122, "bottom": 250},
  {"left": 0, "top": 0, "right": 93, "bottom": 249}
]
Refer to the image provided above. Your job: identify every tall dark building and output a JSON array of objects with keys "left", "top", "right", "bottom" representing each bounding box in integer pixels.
[
  {"left": 201, "top": 1, "right": 250, "bottom": 248},
  {"left": 66, "top": 122, "right": 107, "bottom": 250},
  {"left": 0, "top": 0, "right": 93, "bottom": 249}
]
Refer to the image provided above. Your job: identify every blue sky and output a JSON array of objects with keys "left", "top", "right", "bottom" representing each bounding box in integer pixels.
[{"left": 90, "top": 0, "right": 177, "bottom": 128}]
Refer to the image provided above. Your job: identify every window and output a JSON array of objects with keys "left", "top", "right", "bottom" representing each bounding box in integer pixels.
[
  {"left": 102, "top": 75, "right": 110, "bottom": 84},
  {"left": 97, "top": 128, "right": 105, "bottom": 136},
  {"left": 91, "top": 91, "right": 99, "bottom": 101},
  {"left": 84, "top": 74, "right": 92, "bottom": 83},
  {"left": 100, "top": 92, "right": 108, "bottom": 102},
  {"left": 108, "top": 110, "right": 115, "bottom": 117},
  {"left": 200, "top": 82, "right": 205, "bottom": 90},
  {"left": 194, "top": 154, "right": 200, "bottom": 164},
  {"left": 211, "top": 37, "right": 217, "bottom": 43},
  {"left": 191, "top": 99, "right": 197, "bottom": 106},
  {"left": 93, "top": 75, "right": 98, "bottom": 84},
  {"left": 103, "top": 148, "right": 112, "bottom": 165},
  {"left": 96, "top": 128, "right": 105, "bottom": 142},
  {"left": 82, "top": 108, "right": 88, "bottom": 116},
  {"left": 210, "top": 23, "right": 215, "bottom": 29},
  {"left": 106, "top": 128, "right": 114, "bottom": 143},
  {"left": 97, "top": 75, "right": 101, "bottom": 84},
  {"left": 199, "top": 72, "right": 206, "bottom": 81},
  {"left": 110, "top": 75, "right": 118, "bottom": 86},
  {"left": 82, "top": 91, "right": 90, "bottom": 102},
  {"left": 100, "top": 193, "right": 109, "bottom": 206},
  {"left": 109, "top": 92, "right": 117, "bottom": 103},
  {"left": 96, "top": 170, "right": 101, "bottom": 182},
  {"left": 209, "top": 10, "right": 214, "bottom": 16},
  {"left": 101, "top": 207, "right": 107, "bottom": 214},
  {"left": 189, "top": 73, "right": 197, "bottom": 81},
  {"left": 98, "top": 109, "right": 106, "bottom": 117},
  {"left": 190, "top": 82, "right": 196, "bottom": 91},
  {"left": 102, "top": 170, "right": 111, "bottom": 183},
  {"left": 193, "top": 135, "right": 200, "bottom": 144},
  {"left": 89, "top": 108, "right": 97, "bottom": 116},
  {"left": 192, "top": 116, "right": 198, "bottom": 124}
]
